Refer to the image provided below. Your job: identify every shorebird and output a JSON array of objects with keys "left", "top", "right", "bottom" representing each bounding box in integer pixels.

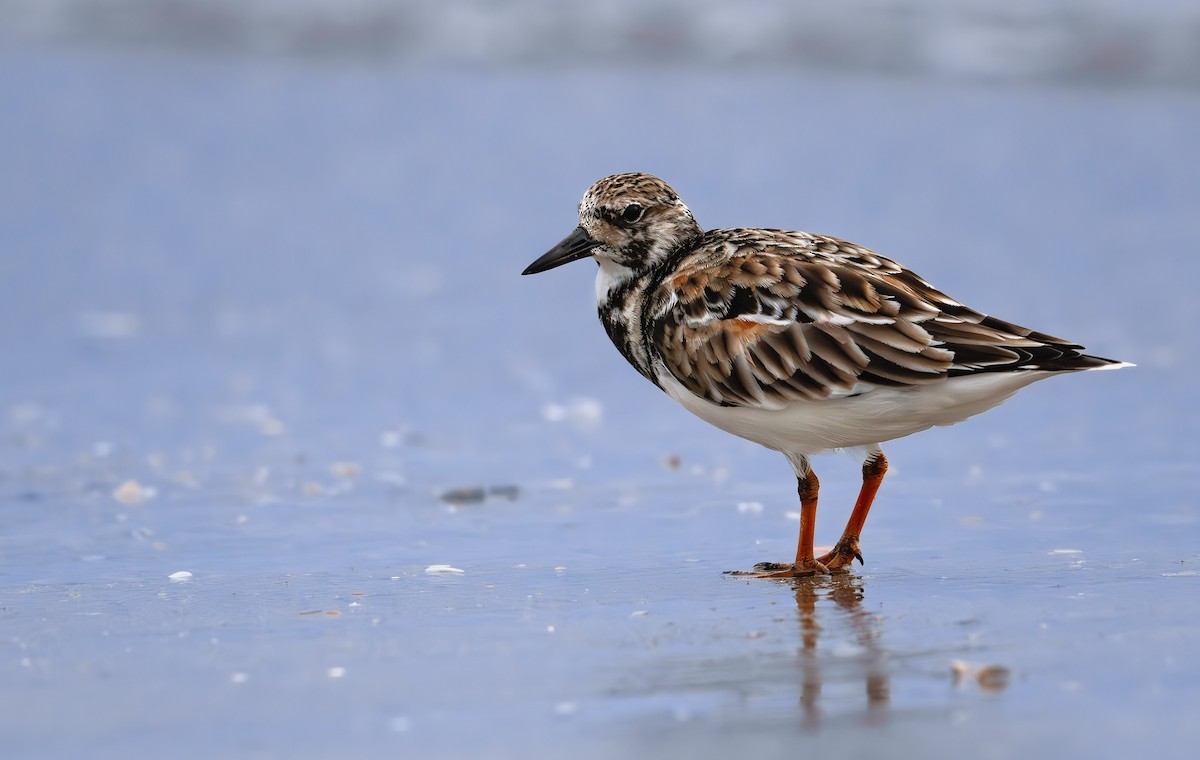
[{"left": 523, "top": 172, "right": 1128, "bottom": 577}]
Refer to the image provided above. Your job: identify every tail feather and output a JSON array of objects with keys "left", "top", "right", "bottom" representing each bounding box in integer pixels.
[{"left": 946, "top": 344, "right": 1131, "bottom": 376}]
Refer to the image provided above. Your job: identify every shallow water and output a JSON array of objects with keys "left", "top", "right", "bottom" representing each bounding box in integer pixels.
[{"left": 1, "top": 46, "right": 1197, "bottom": 758}]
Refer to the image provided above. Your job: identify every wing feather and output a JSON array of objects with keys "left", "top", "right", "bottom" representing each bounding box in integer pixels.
[{"left": 650, "top": 229, "right": 1109, "bottom": 408}]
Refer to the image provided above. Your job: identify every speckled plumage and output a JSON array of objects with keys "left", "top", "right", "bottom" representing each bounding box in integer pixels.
[{"left": 524, "top": 172, "right": 1129, "bottom": 577}]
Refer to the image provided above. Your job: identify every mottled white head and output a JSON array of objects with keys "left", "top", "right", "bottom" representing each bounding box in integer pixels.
[{"left": 523, "top": 173, "right": 703, "bottom": 278}]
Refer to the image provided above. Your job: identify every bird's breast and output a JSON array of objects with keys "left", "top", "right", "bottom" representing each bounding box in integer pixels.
[{"left": 595, "top": 262, "right": 659, "bottom": 385}]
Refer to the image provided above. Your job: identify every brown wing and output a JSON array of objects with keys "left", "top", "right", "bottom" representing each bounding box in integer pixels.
[{"left": 649, "top": 230, "right": 1106, "bottom": 408}]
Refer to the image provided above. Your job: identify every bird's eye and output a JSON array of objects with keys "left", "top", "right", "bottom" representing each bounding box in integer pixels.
[{"left": 621, "top": 204, "right": 645, "bottom": 224}]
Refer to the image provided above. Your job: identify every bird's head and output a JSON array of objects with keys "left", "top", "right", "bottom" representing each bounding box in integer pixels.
[{"left": 523, "top": 173, "right": 702, "bottom": 277}]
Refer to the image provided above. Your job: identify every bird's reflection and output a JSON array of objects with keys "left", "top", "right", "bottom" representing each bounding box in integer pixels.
[
  {"left": 790, "top": 573, "right": 888, "bottom": 729},
  {"left": 616, "top": 571, "right": 895, "bottom": 734}
]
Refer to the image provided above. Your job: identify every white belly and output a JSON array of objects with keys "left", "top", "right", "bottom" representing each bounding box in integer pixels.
[{"left": 656, "top": 368, "right": 1053, "bottom": 455}]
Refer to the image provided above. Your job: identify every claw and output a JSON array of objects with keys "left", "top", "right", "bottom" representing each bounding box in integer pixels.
[{"left": 855, "top": 551, "right": 864, "bottom": 565}]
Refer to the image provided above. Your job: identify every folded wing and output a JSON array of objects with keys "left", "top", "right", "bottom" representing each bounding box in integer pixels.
[{"left": 650, "top": 230, "right": 1112, "bottom": 408}]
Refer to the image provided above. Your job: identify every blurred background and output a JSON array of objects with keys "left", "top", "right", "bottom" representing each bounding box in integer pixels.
[
  {"left": 1, "top": 2, "right": 1197, "bottom": 758},
  {"left": 1, "top": 0, "right": 1193, "bottom": 488},
  {"left": 3, "top": 0, "right": 1199, "bottom": 82}
]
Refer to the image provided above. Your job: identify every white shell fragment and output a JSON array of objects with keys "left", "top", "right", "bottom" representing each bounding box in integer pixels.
[
  {"left": 542, "top": 397, "right": 603, "bottom": 428},
  {"left": 952, "top": 660, "right": 1011, "bottom": 691},
  {"left": 113, "top": 479, "right": 155, "bottom": 506},
  {"left": 424, "top": 564, "right": 465, "bottom": 575},
  {"left": 168, "top": 571, "right": 193, "bottom": 581}
]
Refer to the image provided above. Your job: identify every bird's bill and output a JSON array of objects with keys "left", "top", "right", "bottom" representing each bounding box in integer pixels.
[{"left": 522, "top": 226, "right": 602, "bottom": 275}]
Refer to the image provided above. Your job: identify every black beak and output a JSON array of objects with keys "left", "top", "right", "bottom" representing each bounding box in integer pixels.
[{"left": 522, "top": 226, "right": 602, "bottom": 275}]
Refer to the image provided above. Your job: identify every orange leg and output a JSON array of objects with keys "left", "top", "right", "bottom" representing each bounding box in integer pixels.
[
  {"left": 819, "top": 452, "right": 888, "bottom": 571},
  {"left": 755, "top": 468, "right": 828, "bottom": 577}
]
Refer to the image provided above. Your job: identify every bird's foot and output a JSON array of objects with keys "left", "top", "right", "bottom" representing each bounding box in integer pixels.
[
  {"left": 725, "top": 559, "right": 829, "bottom": 578},
  {"left": 817, "top": 538, "right": 863, "bottom": 572}
]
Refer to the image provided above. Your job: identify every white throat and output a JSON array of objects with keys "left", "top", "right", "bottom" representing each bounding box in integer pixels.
[{"left": 593, "top": 255, "right": 636, "bottom": 305}]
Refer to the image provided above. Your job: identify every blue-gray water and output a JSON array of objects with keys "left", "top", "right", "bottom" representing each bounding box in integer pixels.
[{"left": 1, "top": 45, "right": 1197, "bottom": 759}]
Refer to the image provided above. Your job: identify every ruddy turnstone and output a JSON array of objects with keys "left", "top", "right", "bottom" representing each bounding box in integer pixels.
[{"left": 523, "top": 172, "right": 1129, "bottom": 577}]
